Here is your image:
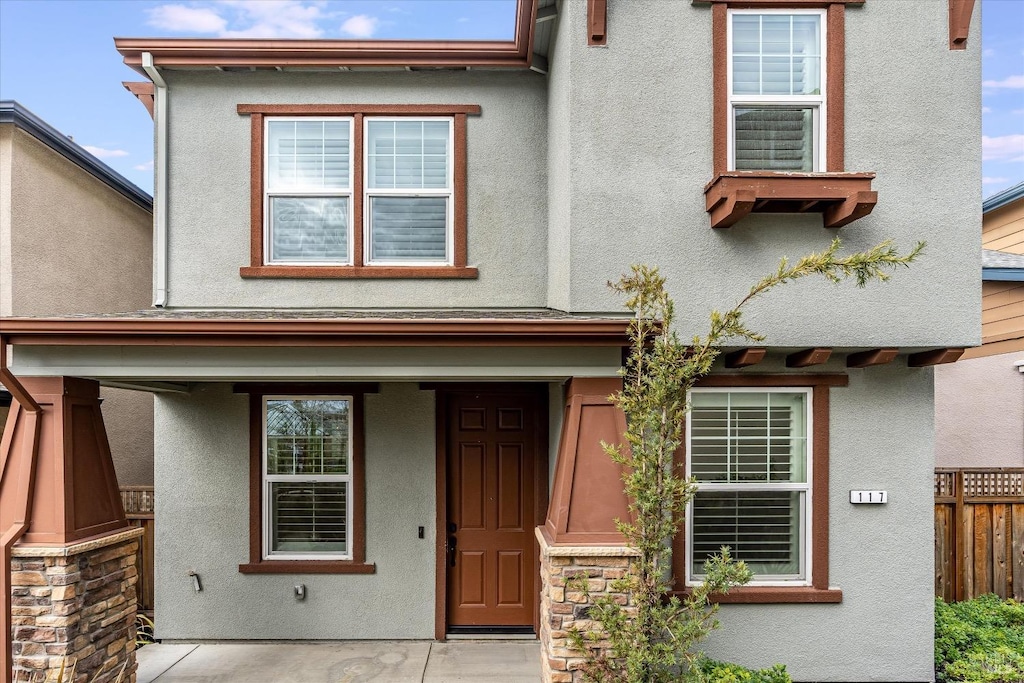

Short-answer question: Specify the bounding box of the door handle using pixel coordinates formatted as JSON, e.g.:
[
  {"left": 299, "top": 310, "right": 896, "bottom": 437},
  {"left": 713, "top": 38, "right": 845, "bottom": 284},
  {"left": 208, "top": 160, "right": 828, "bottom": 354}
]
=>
[{"left": 448, "top": 535, "right": 457, "bottom": 567}]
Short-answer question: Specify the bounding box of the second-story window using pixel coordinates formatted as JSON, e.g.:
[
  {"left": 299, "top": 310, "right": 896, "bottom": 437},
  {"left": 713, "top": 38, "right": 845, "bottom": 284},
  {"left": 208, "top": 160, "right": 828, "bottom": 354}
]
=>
[
  {"left": 728, "top": 10, "right": 825, "bottom": 172},
  {"left": 240, "top": 104, "right": 480, "bottom": 278}
]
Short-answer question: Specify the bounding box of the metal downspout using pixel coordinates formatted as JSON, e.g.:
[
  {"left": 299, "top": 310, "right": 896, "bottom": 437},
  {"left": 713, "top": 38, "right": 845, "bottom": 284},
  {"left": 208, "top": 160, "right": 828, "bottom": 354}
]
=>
[
  {"left": 142, "top": 52, "right": 168, "bottom": 307},
  {"left": 0, "top": 336, "right": 42, "bottom": 683}
]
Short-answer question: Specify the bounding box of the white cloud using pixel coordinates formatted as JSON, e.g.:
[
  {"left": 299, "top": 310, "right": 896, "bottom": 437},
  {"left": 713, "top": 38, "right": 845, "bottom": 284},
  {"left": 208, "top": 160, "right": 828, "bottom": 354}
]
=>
[
  {"left": 147, "top": 1, "right": 329, "bottom": 39},
  {"left": 134, "top": 160, "right": 155, "bottom": 171},
  {"left": 340, "top": 14, "right": 379, "bottom": 38},
  {"left": 1013, "top": 109, "right": 1024, "bottom": 116},
  {"left": 983, "top": 74, "right": 1024, "bottom": 89},
  {"left": 83, "top": 146, "right": 130, "bottom": 159},
  {"left": 983, "top": 135, "right": 1024, "bottom": 161},
  {"left": 147, "top": 4, "right": 227, "bottom": 33},
  {"left": 983, "top": 176, "right": 1010, "bottom": 185},
  {"left": 457, "top": 17, "right": 470, "bottom": 23},
  {"left": 983, "top": 106, "right": 992, "bottom": 113}
]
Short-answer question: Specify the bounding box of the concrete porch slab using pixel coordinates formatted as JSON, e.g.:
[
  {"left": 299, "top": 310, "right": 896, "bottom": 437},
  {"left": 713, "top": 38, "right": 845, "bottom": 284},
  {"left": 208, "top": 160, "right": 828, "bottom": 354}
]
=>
[{"left": 134, "top": 640, "right": 541, "bottom": 682}]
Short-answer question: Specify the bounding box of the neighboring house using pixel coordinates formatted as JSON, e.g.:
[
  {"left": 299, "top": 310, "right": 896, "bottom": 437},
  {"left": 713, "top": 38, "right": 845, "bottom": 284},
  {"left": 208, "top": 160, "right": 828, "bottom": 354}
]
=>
[
  {"left": 0, "top": 2, "right": 980, "bottom": 682},
  {"left": 936, "top": 181, "right": 1024, "bottom": 467},
  {"left": 0, "top": 101, "right": 154, "bottom": 486}
]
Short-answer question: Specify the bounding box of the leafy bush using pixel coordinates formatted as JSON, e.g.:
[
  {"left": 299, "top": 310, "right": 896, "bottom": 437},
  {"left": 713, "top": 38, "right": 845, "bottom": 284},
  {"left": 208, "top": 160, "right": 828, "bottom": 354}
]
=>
[
  {"left": 935, "top": 595, "right": 1024, "bottom": 683},
  {"left": 697, "top": 658, "right": 792, "bottom": 683}
]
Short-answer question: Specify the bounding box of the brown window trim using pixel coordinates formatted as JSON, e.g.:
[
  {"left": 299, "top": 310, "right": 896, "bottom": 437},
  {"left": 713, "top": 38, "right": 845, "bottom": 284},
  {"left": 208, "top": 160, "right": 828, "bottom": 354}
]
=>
[
  {"left": 237, "top": 104, "right": 481, "bottom": 279},
  {"left": 671, "top": 373, "right": 847, "bottom": 604},
  {"left": 236, "top": 382, "right": 379, "bottom": 575},
  {"left": 700, "top": 1, "right": 876, "bottom": 229}
]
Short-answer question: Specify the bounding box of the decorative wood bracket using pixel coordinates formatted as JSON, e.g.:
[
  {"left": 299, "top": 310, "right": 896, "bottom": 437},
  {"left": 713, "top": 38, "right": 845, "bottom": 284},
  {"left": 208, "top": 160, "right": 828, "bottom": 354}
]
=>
[
  {"left": 724, "top": 348, "right": 767, "bottom": 368},
  {"left": 588, "top": 0, "right": 607, "bottom": 45},
  {"left": 704, "top": 172, "right": 877, "bottom": 229},
  {"left": 786, "top": 348, "right": 833, "bottom": 368},
  {"left": 908, "top": 348, "right": 965, "bottom": 367},
  {"left": 949, "top": 0, "right": 976, "bottom": 50},
  {"left": 847, "top": 348, "right": 899, "bottom": 368},
  {"left": 122, "top": 81, "right": 155, "bottom": 119}
]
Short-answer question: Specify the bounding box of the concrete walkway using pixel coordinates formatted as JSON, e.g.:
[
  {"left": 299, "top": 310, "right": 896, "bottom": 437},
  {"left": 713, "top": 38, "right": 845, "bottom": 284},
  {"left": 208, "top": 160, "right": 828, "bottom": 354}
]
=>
[{"left": 136, "top": 641, "right": 542, "bottom": 682}]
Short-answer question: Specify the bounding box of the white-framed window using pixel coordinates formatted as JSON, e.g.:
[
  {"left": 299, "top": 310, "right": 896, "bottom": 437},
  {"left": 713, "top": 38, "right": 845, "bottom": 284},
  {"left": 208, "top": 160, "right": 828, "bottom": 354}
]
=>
[
  {"left": 265, "top": 118, "right": 354, "bottom": 265},
  {"left": 263, "top": 396, "right": 353, "bottom": 560},
  {"left": 364, "top": 117, "right": 454, "bottom": 266},
  {"left": 262, "top": 116, "right": 455, "bottom": 268},
  {"left": 686, "top": 387, "right": 812, "bottom": 586},
  {"left": 727, "top": 9, "right": 826, "bottom": 172}
]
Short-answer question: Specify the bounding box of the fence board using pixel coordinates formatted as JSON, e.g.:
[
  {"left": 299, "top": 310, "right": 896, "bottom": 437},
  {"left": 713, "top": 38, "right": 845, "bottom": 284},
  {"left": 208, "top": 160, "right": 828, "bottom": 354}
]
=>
[
  {"left": 936, "top": 469, "right": 1024, "bottom": 602},
  {"left": 120, "top": 486, "right": 155, "bottom": 613}
]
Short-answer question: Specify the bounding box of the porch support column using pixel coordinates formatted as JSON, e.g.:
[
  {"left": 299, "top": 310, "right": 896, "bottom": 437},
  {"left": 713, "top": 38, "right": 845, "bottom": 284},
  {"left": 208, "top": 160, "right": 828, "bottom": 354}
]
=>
[
  {"left": 2, "top": 377, "right": 139, "bottom": 683},
  {"left": 539, "top": 377, "right": 635, "bottom": 682}
]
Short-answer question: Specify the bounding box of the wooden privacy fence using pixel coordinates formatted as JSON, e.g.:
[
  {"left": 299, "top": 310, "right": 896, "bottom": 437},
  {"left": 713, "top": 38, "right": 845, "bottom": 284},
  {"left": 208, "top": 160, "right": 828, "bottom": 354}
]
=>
[
  {"left": 120, "top": 486, "right": 155, "bottom": 613},
  {"left": 935, "top": 469, "right": 1024, "bottom": 602}
]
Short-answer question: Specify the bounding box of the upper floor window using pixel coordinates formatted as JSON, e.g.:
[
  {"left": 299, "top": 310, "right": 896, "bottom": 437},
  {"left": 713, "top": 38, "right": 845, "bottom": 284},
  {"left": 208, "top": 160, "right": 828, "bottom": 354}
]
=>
[
  {"left": 728, "top": 10, "right": 825, "bottom": 172},
  {"left": 238, "top": 104, "right": 480, "bottom": 279}
]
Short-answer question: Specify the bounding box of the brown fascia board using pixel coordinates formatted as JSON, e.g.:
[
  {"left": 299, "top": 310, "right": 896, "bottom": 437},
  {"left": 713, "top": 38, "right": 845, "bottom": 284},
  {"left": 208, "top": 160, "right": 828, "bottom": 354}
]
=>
[
  {"left": 0, "top": 317, "right": 630, "bottom": 347},
  {"left": 115, "top": 0, "right": 537, "bottom": 75}
]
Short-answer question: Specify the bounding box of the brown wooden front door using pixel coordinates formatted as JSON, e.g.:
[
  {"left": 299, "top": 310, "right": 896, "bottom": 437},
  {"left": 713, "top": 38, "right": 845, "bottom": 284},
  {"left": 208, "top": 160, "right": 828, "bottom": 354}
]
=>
[{"left": 445, "top": 389, "right": 543, "bottom": 630}]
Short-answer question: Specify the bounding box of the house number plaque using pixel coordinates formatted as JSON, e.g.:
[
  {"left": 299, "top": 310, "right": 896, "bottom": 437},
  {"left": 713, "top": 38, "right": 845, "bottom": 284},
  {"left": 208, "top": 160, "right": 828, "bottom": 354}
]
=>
[{"left": 849, "top": 490, "right": 887, "bottom": 504}]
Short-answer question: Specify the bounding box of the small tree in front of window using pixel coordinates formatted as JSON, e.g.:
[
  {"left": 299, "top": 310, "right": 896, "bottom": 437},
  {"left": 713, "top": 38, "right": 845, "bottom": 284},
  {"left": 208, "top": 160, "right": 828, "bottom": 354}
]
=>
[{"left": 566, "top": 238, "right": 923, "bottom": 683}]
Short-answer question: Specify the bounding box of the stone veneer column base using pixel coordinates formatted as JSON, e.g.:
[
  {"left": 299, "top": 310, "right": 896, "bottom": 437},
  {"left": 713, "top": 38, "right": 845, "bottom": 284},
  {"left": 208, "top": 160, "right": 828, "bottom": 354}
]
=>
[
  {"left": 536, "top": 527, "right": 639, "bottom": 683},
  {"left": 10, "top": 527, "right": 144, "bottom": 683}
]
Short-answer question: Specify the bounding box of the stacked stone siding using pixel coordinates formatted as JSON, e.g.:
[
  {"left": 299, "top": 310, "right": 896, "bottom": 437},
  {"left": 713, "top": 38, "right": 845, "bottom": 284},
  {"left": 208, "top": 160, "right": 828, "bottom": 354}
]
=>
[
  {"left": 536, "top": 528, "right": 638, "bottom": 683},
  {"left": 10, "top": 528, "right": 144, "bottom": 683}
]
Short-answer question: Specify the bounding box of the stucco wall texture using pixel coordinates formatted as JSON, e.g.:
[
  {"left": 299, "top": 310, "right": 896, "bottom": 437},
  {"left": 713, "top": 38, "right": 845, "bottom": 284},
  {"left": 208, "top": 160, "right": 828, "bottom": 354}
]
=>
[
  {"left": 935, "top": 351, "right": 1024, "bottom": 467},
  {"left": 546, "top": 0, "right": 980, "bottom": 347},
  {"left": 162, "top": 70, "right": 548, "bottom": 310},
  {"left": 0, "top": 124, "right": 155, "bottom": 485}
]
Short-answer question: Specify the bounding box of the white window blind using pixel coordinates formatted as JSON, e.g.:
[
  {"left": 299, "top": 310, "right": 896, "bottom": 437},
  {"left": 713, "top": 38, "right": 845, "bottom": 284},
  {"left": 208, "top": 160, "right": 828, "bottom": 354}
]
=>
[
  {"left": 264, "top": 397, "right": 352, "bottom": 559},
  {"left": 728, "top": 11, "right": 824, "bottom": 172},
  {"left": 365, "top": 118, "right": 452, "bottom": 264},
  {"left": 265, "top": 119, "right": 352, "bottom": 264},
  {"left": 687, "top": 390, "right": 810, "bottom": 583}
]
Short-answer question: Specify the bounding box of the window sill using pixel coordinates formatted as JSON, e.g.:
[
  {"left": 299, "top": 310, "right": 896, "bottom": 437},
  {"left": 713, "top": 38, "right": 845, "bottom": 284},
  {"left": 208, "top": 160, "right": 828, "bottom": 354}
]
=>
[
  {"left": 239, "top": 266, "right": 479, "bottom": 279},
  {"left": 238, "top": 561, "right": 376, "bottom": 575},
  {"left": 675, "top": 586, "right": 843, "bottom": 604},
  {"left": 704, "top": 171, "right": 877, "bottom": 229}
]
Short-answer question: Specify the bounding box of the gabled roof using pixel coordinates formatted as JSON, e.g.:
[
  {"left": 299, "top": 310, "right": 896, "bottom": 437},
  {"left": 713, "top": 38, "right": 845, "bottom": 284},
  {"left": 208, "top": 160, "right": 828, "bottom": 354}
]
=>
[
  {"left": 0, "top": 101, "right": 152, "bottom": 212},
  {"left": 115, "top": 0, "right": 537, "bottom": 75},
  {"left": 982, "top": 249, "right": 1024, "bottom": 281},
  {"left": 983, "top": 181, "right": 1024, "bottom": 214}
]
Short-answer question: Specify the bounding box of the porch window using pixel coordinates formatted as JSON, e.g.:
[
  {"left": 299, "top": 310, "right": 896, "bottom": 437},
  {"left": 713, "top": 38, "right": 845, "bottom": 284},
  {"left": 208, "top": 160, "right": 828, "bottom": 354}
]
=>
[
  {"left": 264, "top": 397, "right": 352, "bottom": 559},
  {"left": 238, "top": 383, "right": 376, "bottom": 575},
  {"left": 686, "top": 388, "right": 811, "bottom": 585}
]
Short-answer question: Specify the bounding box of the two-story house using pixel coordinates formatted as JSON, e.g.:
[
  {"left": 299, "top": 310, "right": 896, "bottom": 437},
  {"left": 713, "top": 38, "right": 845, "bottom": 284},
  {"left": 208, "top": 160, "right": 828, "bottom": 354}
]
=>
[{"left": 0, "top": 1, "right": 980, "bottom": 682}]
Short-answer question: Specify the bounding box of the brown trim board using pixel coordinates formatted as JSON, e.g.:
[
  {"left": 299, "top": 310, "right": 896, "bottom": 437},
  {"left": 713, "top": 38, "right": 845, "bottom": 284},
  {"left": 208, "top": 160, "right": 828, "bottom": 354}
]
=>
[
  {"left": 0, "top": 318, "right": 631, "bottom": 348},
  {"left": 116, "top": 0, "right": 537, "bottom": 73},
  {"left": 949, "top": 0, "right": 977, "bottom": 50}
]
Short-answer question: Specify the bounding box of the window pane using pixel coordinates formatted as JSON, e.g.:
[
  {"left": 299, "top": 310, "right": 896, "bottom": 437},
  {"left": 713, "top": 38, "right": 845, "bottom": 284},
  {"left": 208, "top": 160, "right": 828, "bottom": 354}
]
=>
[
  {"left": 734, "top": 107, "right": 814, "bottom": 172},
  {"left": 367, "top": 120, "right": 450, "bottom": 190},
  {"left": 730, "top": 13, "right": 821, "bottom": 95},
  {"left": 691, "top": 490, "right": 802, "bottom": 577},
  {"left": 266, "top": 399, "right": 350, "bottom": 475},
  {"left": 268, "top": 119, "right": 350, "bottom": 191},
  {"left": 271, "top": 481, "right": 348, "bottom": 554},
  {"left": 369, "top": 196, "right": 448, "bottom": 262},
  {"left": 690, "top": 391, "right": 807, "bottom": 483},
  {"left": 269, "top": 197, "right": 349, "bottom": 263}
]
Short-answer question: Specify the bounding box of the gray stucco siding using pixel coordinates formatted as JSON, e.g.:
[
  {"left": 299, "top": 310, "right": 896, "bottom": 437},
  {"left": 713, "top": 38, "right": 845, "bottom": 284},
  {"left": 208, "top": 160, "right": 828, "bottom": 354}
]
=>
[
  {"left": 546, "top": 0, "right": 979, "bottom": 349},
  {"left": 703, "top": 362, "right": 935, "bottom": 681},
  {"left": 163, "top": 70, "right": 548, "bottom": 309},
  {"left": 154, "top": 383, "right": 437, "bottom": 640}
]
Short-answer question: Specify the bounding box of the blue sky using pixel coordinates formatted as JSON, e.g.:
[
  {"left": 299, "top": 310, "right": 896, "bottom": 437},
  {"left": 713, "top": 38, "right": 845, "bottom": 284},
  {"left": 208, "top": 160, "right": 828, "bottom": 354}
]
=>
[{"left": 1, "top": 0, "right": 1022, "bottom": 198}]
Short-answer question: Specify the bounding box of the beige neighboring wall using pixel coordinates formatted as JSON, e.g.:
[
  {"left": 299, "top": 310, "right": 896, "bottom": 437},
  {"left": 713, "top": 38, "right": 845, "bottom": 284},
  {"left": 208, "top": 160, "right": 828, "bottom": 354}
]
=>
[
  {"left": 984, "top": 199, "right": 1024, "bottom": 255},
  {"left": 0, "top": 118, "right": 154, "bottom": 485},
  {"left": 935, "top": 351, "right": 1024, "bottom": 467}
]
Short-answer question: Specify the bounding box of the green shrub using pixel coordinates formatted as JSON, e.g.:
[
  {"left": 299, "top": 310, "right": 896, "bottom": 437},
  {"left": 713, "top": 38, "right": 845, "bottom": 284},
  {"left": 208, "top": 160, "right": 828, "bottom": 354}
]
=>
[
  {"left": 697, "top": 658, "right": 792, "bottom": 683},
  {"left": 936, "top": 595, "right": 1024, "bottom": 683}
]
